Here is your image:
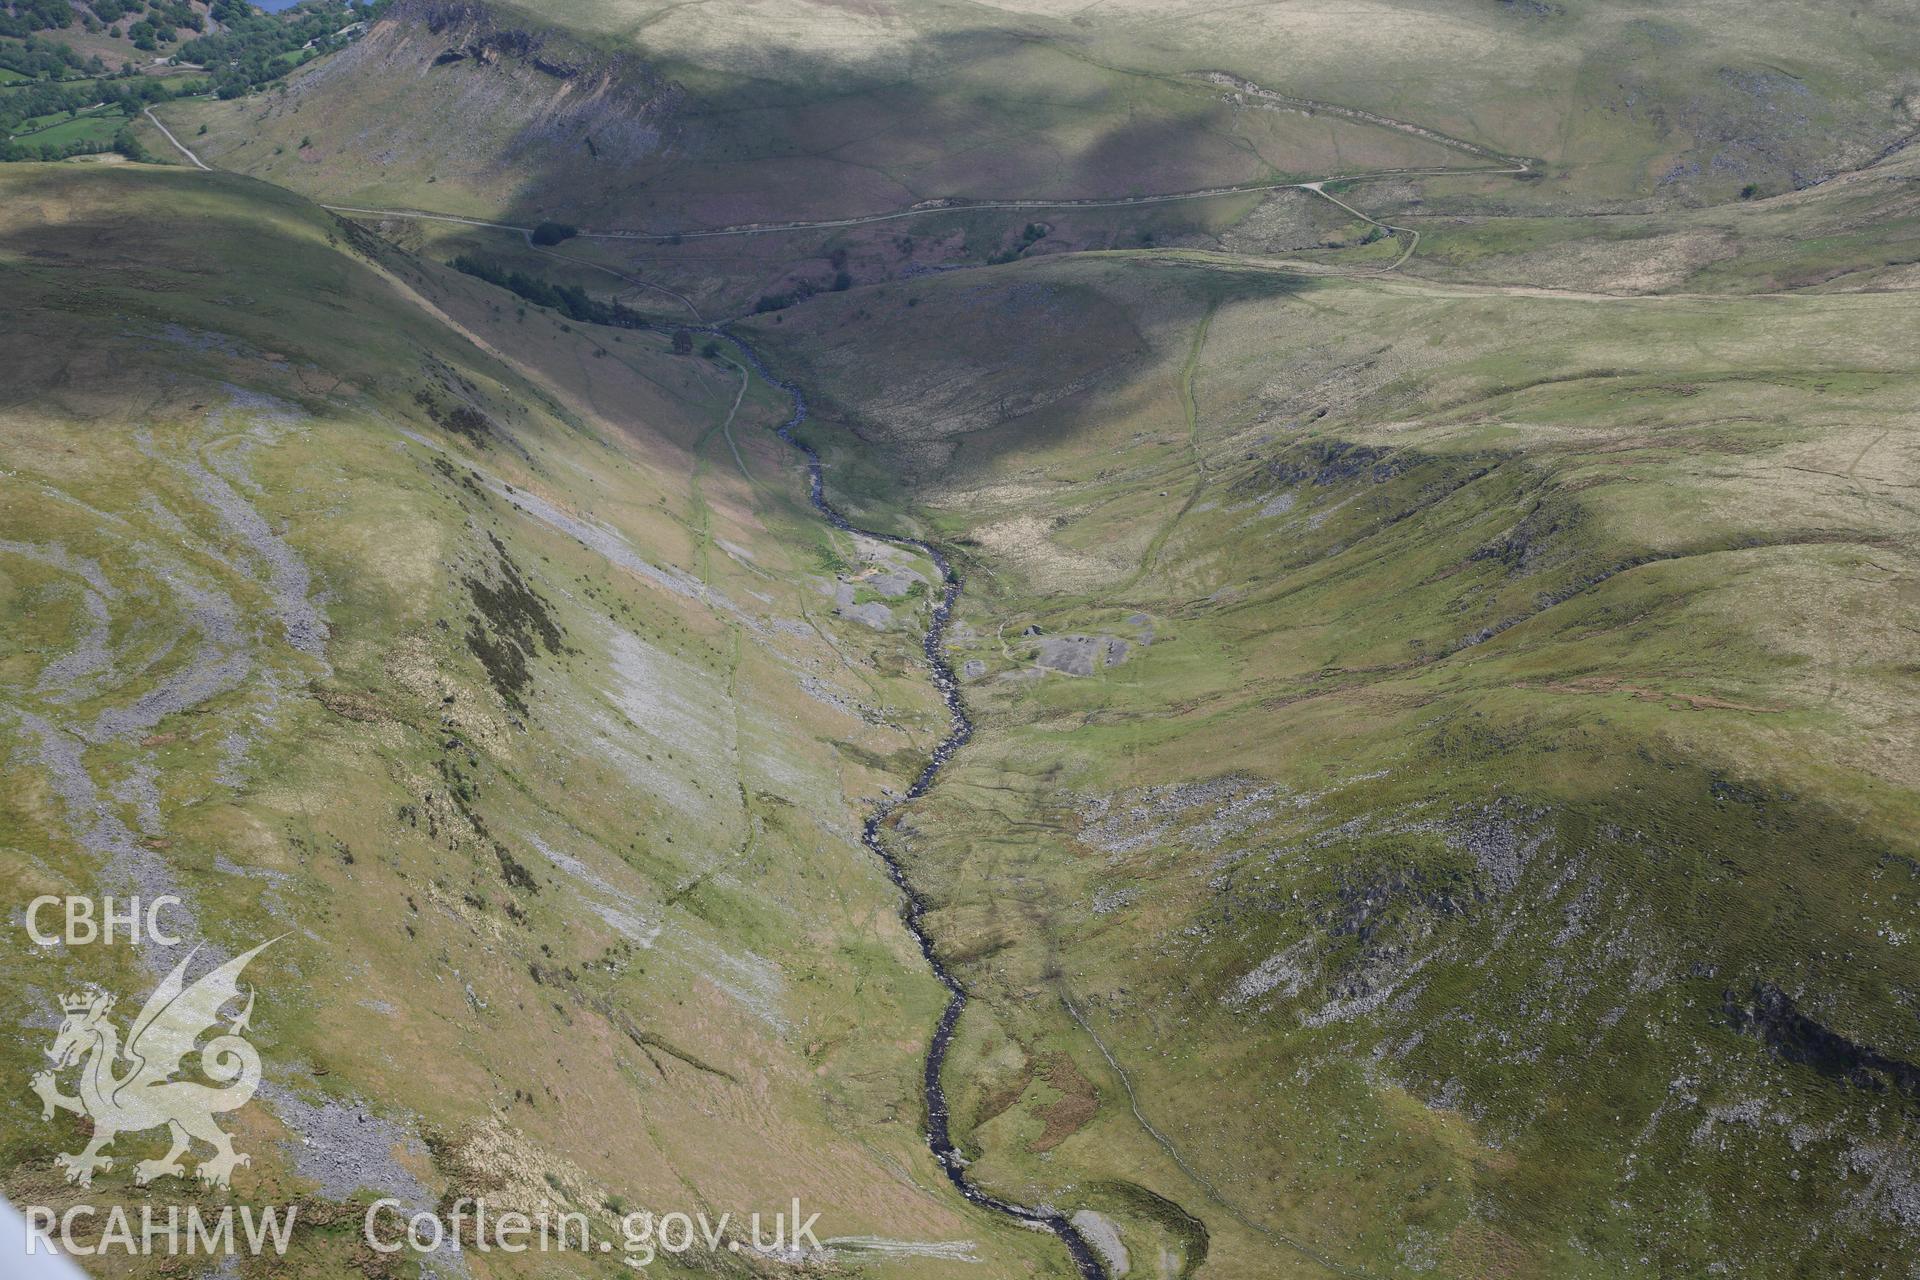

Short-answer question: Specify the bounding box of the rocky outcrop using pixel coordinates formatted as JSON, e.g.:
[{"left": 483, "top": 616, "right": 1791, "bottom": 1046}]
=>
[{"left": 292, "top": 0, "right": 685, "bottom": 178}]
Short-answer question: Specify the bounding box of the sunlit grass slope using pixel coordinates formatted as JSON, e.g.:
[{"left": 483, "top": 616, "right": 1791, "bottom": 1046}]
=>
[
  {"left": 0, "top": 164, "right": 1077, "bottom": 1277},
  {"left": 743, "top": 221, "right": 1920, "bottom": 1277},
  {"left": 159, "top": 0, "right": 1920, "bottom": 232}
]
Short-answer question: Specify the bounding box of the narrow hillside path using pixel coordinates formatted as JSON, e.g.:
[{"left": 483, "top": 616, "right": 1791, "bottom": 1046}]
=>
[
  {"left": 1123, "top": 301, "right": 1218, "bottom": 592},
  {"left": 670, "top": 362, "right": 760, "bottom": 903},
  {"left": 284, "top": 67, "right": 1535, "bottom": 260},
  {"left": 1299, "top": 181, "right": 1422, "bottom": 272},
  {"left": 323, "top": 202, "right": 525, "bottom": 234},
  {"left": 315, "top": 163, "right": 1499, "bottom": 252},
  {"left": 143, "top": 106, "right": 209, "bottom": 170},
  {"left": 710, "top": 354, "right": 756, "bottom": 483}
]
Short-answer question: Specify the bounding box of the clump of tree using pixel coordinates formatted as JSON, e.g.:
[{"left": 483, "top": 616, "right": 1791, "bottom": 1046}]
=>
[
  {"left": 529, "top": 220, "right": 577, "bottom": 246},
  {"left": 987, "top": 221, "right": 1052, "bottom": 265},
  {"left": 0, "top": 0, "right": 76, "bottom": 39},
  {"left": 990, "top": 220, "right": 1052, "bottom": 264},
  {"left": 0, "top": 61, "right": 208, "bottom": 158},
  {"left": 817, "top": 246, "right": 855, "bottom": 292},
  {"left": 182, "top": 0, "right": 388, "bottom": 99},
  {"left": 754, "top": 280, "right": 825, "bottom": 313},
  {"left": 124, "top": 1, "right": 204, "bottom": 52},
  {"left": 3, "top": 0, "right": 390, "bottom": 165},
  {"left": 112, "top": 122, "right": 152, "bottom": 162},
  {"left": 0, "top": 33, "right": 91, "bottom": 78},
  {"left": 448, "top": 254, "right": 650, "bottom": 330},
  {"left": 0, "top": 115, "right": 158, "bottom": 162}
]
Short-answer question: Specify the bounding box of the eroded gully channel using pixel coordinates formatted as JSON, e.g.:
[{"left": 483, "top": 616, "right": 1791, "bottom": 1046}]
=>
[{"left": 716, "top": 334, "right": 1108, "bottom": 1280}]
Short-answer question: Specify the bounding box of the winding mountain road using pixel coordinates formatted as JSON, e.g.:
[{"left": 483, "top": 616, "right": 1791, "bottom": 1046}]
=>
[
  {"left": 150, "top": 71, "right": 1528, "bottom": 276},
  {"left": 317, "top": 160, "right": 1514, "bottom": 246}
]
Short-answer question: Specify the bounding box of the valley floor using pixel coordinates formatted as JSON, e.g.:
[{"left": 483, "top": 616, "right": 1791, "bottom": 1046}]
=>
[{"left": 5, "top": 7, "right": 1920, "bottom": 1275}]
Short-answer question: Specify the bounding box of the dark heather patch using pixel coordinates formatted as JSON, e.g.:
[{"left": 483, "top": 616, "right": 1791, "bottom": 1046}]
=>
[
  {"left": 430, "top": 454, "right": 488, "bottom": 499},
  {"left": 1724, "top": 982, "right": 1920, "bottom": 1098},
  {"left": 415, "top": 386, "right": 493, "bottom": 446},
  {"left": 1253, "top": 440, "right": 1408, "bottom": 488},
  {"left": 464, "top": 532, "right": 564, "bottom": 715},
  {"left": 494, "top": 841, "right": 539, "bottom": 894}
]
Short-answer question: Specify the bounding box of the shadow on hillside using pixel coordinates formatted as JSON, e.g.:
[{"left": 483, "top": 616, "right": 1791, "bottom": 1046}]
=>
[{"left": 301, "top": 5, "right": 1309, "bottom": 233}]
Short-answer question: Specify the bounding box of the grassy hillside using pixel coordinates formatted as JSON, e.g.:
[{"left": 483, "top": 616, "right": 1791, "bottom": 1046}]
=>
[
  {"left": 160, "top": 0, "right": 1465, "bottom": 228},
  {"left": 131, "top": 0, "right": 1920, "bottom": 347},
  {"left": 0, "top": 164, "right": 1079, "bottom": 1277},
  {"left": 738, "top": 175, "right": 1920, "bottom": 1275},
  {"left": 10, "top": 0, "right": 1920, "bottom": 1274},
  {"left": 156, "top": 0, "right": 1920, "bottom": 234},
  {"left": 329, "top": 133, "right": 1920, "bottom": 336}
]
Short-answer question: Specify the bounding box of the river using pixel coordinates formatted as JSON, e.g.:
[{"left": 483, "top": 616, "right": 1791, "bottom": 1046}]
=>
[{"left": 716, "top": 334, "right": 1108, "bottom": 1280}]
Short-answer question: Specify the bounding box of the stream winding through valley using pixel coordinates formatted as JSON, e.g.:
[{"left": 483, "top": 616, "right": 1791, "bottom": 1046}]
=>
[
  {"left": 145, "top": 62, "right": 1573, "bottom": 1277},
  {"left": 717, "top": 334, "right": 1109, "bottom": 1279}
]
